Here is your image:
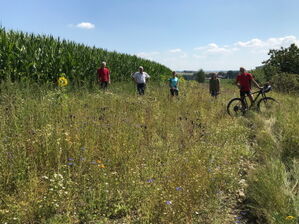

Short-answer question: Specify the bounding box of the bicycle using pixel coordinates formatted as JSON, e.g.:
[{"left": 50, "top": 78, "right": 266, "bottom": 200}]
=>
[{"left": 227, "top": 84, "right": 278, "bottom": 116}]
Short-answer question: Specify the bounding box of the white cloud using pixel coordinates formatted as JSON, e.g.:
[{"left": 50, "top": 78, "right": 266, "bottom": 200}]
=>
[
  {"left": 169, "top": 48, "right": 182, "bottom": 53},
  {"left": 235, "top": 36, "right": 299, "bottom": 49},
  {"left": 136, "top": 51, "right": 160, "bottom": 60},
  {"left": 135, "top": 35, "right": 299, "bottom": 71},
  {"left": 76, "top": 22, "right": 95, "bottom": 29},
  {"left": 194, "top": 43, "right": 237, "bottom": 54},
  {"left": 235, "top": 38, "right": 264, "bottom": 48}
]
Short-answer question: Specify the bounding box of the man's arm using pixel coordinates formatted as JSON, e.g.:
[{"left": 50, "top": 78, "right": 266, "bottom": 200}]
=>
[
  {"left": 145, "top": 73, "right": 150, "bottom": 83},
  {"left": 131, "top": 73, "right": 137, "bottom": 83},
  {"left": 235, "top": 78, "right": 241, "bottom": 89},
  {"left": 168, "top": 79, "right": 172, "bottom": 88},
  {"left": 108, "top": 69, "right": 111, "bottom": 84},
  {"left": 252, "top": 78, "right": 262, "bottom": 89}
]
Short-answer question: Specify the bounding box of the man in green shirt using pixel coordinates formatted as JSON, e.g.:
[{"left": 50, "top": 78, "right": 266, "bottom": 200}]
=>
[{"left": 209, "top": 73, "right": 220, "bottom": 98}]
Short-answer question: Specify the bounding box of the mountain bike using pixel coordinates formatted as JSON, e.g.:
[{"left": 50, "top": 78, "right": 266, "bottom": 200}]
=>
[{"left": 227, "top": 85, "right": 278, "bottom": 116}]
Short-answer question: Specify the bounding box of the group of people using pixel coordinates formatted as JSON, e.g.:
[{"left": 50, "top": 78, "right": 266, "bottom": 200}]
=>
[
  {"left": 97, "top": 62, "right": 261, "bottom": 104},
  {"left": 97, "top": 61, "right": 179, "bottom": 96},
  {"left": 208, "top": 67, "right": 261, "bottom": 102}
]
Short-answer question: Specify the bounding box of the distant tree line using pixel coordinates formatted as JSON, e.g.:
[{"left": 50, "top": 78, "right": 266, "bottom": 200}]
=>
[{"left": 192, "top": 70, "right": 239, "bottom": 83}]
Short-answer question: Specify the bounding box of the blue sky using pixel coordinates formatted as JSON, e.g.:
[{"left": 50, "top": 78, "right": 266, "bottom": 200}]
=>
[{"left": 1, "top": 0, "right": 299, "bottom": 70}]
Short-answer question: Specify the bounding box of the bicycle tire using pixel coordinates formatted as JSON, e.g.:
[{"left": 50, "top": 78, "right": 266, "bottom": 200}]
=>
[
  {"left": 227, "top": 98, "right": 247, "bottom": 116},
  {"left": 257, "top": 97, "right": 278, "bottom": 113}
]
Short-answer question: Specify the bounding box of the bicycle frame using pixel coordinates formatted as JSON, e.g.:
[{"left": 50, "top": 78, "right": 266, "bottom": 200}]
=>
[
  {"left": 227, "top": 85, "right": 276, "bottom": 116},
  {"left": 241, "top": 89, "right": 267, "bottom": 107}
]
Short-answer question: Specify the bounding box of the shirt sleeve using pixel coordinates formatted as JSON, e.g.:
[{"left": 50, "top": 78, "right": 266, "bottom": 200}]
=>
[
  {"left": 146, "top": 73, "right": 150, "bottom": 78},
  {"left": 248, "top": 73, "right": 253, "bottom": 80}
]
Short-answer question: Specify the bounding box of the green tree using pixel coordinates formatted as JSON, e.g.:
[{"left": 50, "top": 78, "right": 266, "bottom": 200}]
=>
[
  {"left": 193, "top": 69, "right": 205, "bottom": 83},
  {"left": 226, "top": 70, "right": 238, "bottom": 79},
  {"left": 263, "top": 43, "right": 299, "bottom": 79}
]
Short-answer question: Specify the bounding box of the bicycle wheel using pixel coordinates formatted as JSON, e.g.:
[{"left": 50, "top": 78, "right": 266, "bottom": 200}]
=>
[
  {"left": 227, "top": 98, "right": 247, "bottom": 116},
  {"left": 257, "top": 97, "right": 278, "bottom": 113}
]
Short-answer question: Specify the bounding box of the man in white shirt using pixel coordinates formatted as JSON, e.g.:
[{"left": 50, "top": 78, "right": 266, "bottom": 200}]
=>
[{"left": 131, "top": 66, "right": 150, "bottom": 95}]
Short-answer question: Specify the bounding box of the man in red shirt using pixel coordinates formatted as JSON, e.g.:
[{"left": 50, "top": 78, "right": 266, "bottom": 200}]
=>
[
  {"left": 97, "top": 62, "right": 110, "bottom": 89},
  {"left": 236, "top": 67, "right": 261, "bottom": 105}
]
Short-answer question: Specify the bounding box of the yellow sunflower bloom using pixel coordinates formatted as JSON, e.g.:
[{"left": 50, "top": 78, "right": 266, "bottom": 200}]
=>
[
  {"left": 285, "top": 216, "right": 295, "bottom": 220},
  {"left": 58, "top": 76, "right": 68, "bottom": 87}
]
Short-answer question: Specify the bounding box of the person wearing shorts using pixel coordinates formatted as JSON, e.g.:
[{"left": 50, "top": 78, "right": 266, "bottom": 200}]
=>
[
  {"left": 169, "top": 71, "right": 179, "bottom": 96},
  {"left": 236, "top": 67, "right": 261, "bottom": 105}
]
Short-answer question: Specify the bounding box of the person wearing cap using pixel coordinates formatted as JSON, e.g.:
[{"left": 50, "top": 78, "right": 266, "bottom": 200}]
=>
[
  {"left": 131, "top": 66, "right": 150, "bottom": 95},
  {"left": 97, "top": 62, "right": 110, "bottom": 90}
]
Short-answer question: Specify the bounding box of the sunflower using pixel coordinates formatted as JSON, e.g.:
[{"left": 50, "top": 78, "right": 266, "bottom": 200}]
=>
[
  {"left": 285, "top": 216, "right": 295, "bottom": 220},
  {"left": 58, "top": 76, "right": 68, "bottom": 87}
]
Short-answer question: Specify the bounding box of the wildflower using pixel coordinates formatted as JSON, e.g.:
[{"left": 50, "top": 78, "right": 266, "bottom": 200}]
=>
[
  {"left": 285, "top": 216, "right": 295, "bottom": 220},
  {"left": 96, "top": 160, "right": 102, "bottom": 164},
  {"left": 68, "top": 158, "right": 75, "bottom": 161},
  {"left": 57, "top": 76, "right": 68, "bottom": 87},
  {"left": 240, "top": 211, "right": 247, "bottom": 215},
  {"left": 176, "top": 186, "right": 183, "bottom": 191},
  {"left": 90, "top": 161, "right": 97, "bottom": 165},
  {"left": 166, "top": 200, "right": 172, "bottom": 205},
  {"left": 0, "top": 209, "right": 9, "bottom": 214},
  {"left": 67, "top": 162, "right": 74, "bottom": 166},
  {"left": 147, "top": 179, "right": 154, "bottom": 183},
  {"left": 98, "top": 164, "right": 105, "bottom": 168}
]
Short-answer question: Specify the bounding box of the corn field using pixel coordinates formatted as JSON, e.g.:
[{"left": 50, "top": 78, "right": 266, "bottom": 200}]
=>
[{"left": 0, "top": 28, "right": 171, "bottom": 84}]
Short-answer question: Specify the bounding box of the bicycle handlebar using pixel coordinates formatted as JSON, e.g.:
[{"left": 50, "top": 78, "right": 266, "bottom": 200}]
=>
[{"left": 252, "top": 84, "right": 272, "bottom": 95}]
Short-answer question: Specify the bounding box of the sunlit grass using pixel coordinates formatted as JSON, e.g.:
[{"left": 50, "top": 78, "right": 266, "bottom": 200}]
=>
[{"left": 0, "top": 81, "right": 297, "bottom": 223}]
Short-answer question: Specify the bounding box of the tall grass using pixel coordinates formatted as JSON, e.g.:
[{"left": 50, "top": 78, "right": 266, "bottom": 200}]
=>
[
  {"left": 245, "top": 93, "right": 299, "bottom": 224},
  {"left": 0, "top": 81, "right": 253, "bottom": 224},
  {"left": 0, "top": 81, "right": 297, "bottom": 223}
]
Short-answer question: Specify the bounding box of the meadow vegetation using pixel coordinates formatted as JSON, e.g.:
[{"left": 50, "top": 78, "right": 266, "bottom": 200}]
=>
[
  {"left": 0, "top": 80, "right": 297, "bottom": 223},
  {"left": 0, "top": 26, "right": 298, "bottom": 224}
]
